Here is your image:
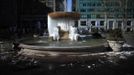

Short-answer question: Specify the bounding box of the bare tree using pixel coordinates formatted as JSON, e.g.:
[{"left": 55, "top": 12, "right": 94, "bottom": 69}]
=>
[
  {"left": 118, "top": 0, "right": 128, "bottom": 31},
  {"left": 102, "top": 0, "right": 108, "bottom": 31}
]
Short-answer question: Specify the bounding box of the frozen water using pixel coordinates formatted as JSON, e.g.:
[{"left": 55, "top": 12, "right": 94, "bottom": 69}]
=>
[
  {"left": 52, "top": 27, "right": 60, "bottom": 41},
  {"left": 69, "top": 26, "right": 79, "bottom": 41},
  {"left": 123, "top": 43, "right": 132, "bottom": 47}
]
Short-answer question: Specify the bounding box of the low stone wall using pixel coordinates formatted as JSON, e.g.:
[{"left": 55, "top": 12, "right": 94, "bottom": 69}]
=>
[
  {"left": 18, "top": 48, "right": 134, "bottom": 63},
  {"left": 107, "top": 40, "right": 124, "bottom": 51},
  {"left": 0, "top": 42, "right": 12, "bottom": 52},
  {"left": 20, "top": 44, "right": 108, "bottom": 52}
]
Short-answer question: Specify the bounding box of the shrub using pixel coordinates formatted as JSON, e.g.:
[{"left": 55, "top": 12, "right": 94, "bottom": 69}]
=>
[
  {"left": 92, "top": 32, "right": 102, "bottom": 39},
  {"left": 107, "top": 29, "right": 124, "bottom": 41},
  {"left": 91, "top": 28, "right": 98, "bottom": 33},
  {"left": 91, "top": 28, "right": 102, "bottom": 39}
]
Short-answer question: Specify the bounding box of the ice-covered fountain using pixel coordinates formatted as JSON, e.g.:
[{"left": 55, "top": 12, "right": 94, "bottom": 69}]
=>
[
  {"left": 18, "top": 0, "right": 107, "bottom": 62},
  {"left": 47, "top": 0, "right": 80, "bottom": 41},
  {"left": 48, "top": 12, "right": 80, "bottom": 41}
]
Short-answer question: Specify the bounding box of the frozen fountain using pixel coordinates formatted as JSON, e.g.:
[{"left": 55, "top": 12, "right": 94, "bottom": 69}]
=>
[
  {"left": 48, "top": 12, "right": 80, "bottom": 41},
  {"left": 18, "top": 0, "right": 107, "bottom": 62},
  {"left": 48, "top": 0, "right": 80, "bottom": 41}
]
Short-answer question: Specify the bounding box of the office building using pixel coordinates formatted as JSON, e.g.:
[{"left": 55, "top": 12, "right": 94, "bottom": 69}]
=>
[
  {"left": 76, "top": 0, "right": 134, "bottom": 31},
  {"left": 39, "top": 0, "right": 66, "bottom": 11}
]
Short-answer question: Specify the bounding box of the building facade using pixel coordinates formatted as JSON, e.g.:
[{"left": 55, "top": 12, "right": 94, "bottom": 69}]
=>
[
  {"left": 76, "top": 0, "right": 134, "bottom": 32},
  {"left": 39, "top": 0, "right": 66, "bottom": 11},
  {"left": 39, "top": 0, "right": 56, "bottom": 11}
]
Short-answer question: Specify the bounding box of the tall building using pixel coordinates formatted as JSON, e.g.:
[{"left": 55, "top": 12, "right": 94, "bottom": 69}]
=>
[
  {"left": 39, "top": 0, "right": 56, "bottom": 11},
  {"left": 76, "top": 0, "right": 134, "bottom": 32},
  {"left": 39, "top": 0, "right": 77, "bottom": 12},
  {"left": 39, "top": 0, "right": 65, "bottom": 11},
  {"left": 0, "top": 0, "right": 17, "bottom": 27},
  {"left": 56, "top": 0, "right": 65, "bottom": 11}
]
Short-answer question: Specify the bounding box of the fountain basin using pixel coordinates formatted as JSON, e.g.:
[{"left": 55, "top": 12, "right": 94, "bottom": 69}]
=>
[
  {"left": 18, "top": 37, "right": 109, "bottom": 62},
  {"left": 19, "top": 37, "right": 107, "bottom": 51}
]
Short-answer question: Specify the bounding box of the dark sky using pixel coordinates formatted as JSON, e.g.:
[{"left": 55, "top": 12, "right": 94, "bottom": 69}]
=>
[
  {"left": 0, "top": 0, "right": 52, "bottom": 27},
  {"left": 0, "top": 0, "right": 17, "bottom": 27}
]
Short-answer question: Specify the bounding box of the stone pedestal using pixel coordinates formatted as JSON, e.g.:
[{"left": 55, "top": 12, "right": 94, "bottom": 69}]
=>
[{"left": 107, "top": 40, "right": 124, "bottom": 51}]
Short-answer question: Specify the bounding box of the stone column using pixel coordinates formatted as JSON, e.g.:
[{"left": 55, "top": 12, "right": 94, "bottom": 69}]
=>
[{"left": 113, "top": 20, "right": 116, "bottom": 29}]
